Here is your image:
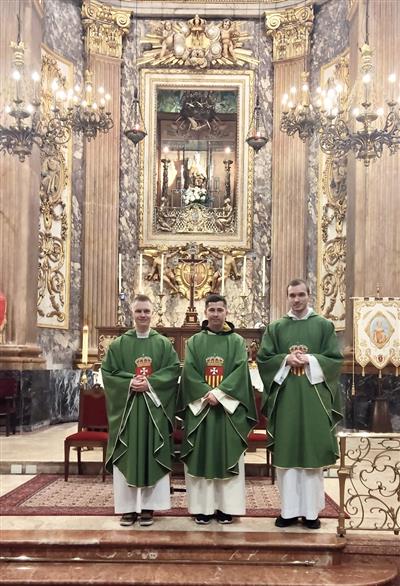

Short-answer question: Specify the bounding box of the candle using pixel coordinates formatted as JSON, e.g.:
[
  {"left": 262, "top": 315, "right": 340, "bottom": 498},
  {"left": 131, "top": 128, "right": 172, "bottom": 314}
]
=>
[
  {"left": 221, "top": 255, "right": 225, "bottom": 295},
  {"left": 82, "top": 325, "right": 89, "bottom": 365},
  {"left": 262, "top": 256, "right": 266, "bottom": 297},
  {"left": 160, "top": 254, "right": 164, "bottom": 294},
  {"left": 242, "top": 256, "right": 247, "bottom": 295},
  {"left": 118, "top": 253, "right": 122, "bottom": 294},
  {"left": 139, "top": 253, "right": 143, "bottom": 293}
]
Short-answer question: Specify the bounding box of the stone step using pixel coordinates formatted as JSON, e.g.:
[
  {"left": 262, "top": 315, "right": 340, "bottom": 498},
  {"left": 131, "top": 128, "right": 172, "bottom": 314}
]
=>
[
  {"left": 0, "top": 559, "right": 397, "bottom": 586},
  {"left": 1, "top": 530, "right": 346, "bottom": 564}
]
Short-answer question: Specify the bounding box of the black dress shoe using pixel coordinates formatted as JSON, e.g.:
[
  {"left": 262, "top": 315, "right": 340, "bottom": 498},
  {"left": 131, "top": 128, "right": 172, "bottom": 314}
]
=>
[
  {"left": 194, "top": 514, "right": 213, "bottom": 525},
  {"left": 216, "top": 510, "right": 233, "bottom": 524},
  {"left": 274, "top": 515, "right": 299, "bottom": 527},
  {"left": 302, "top": 517, "right": 321, "bottom": 529},
  {"left": 119, "top": 512, "right": 138, "bottom": 526}
]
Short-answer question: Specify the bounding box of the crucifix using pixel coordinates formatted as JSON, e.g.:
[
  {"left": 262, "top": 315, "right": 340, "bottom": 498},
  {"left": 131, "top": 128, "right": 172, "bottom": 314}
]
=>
[{"left": 181, "top": 248, "right": 203, "bottom": 327}]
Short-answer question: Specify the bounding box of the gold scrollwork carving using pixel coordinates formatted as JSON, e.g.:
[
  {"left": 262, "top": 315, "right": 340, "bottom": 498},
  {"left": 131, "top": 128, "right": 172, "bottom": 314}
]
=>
[
  {"left": 142, "top": 244, "right": 245, "bottom": 300},
  {"left": 317, "top": 52, "right": 349, "bottom": 330},
  {"left": 139, "top": 16, "right": 256, "bottom": 69},
  {"left": 265, "top": 5, "right": 314, "bottom": 61},
  {"left": 155, "top": 200, "right": 236, "bottom": 234},
  {"left": 37, "top": 50, "right": 72, "bottom": 329},
  {"left": 81, "top": 0, "right": 131, "bottom": 59},
  {"left": 98, "top": 334, "right": 118, "bottom": 360}
]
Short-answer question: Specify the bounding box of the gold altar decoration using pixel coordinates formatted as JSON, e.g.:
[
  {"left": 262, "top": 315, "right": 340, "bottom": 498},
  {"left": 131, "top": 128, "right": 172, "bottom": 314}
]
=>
[
  {"left": 81, "top": 0, "right": 131, "bottom": 59},
  {"left": 353, "top": 297, "right": 400, "bottom": 376},
  {"left": 138, "top": 16, "right": 256, "bottom": 69},
  {"left": 265, "top": 5, "right": 313, "bottom": 62},
  {"left": 317, "top": 52, "right": 349, "bottom": 331},
  {"left": 37, "top": 48, "right": 73, "bottom": 329},
  {"left": 142, "top": 244, "right": 246, "bottom": 301},
  {"left": 139, "top": 69, "right": 254, "bottom": 248}
]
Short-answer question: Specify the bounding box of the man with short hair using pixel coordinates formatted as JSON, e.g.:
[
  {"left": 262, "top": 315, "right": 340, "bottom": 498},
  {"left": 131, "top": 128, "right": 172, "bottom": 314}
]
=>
[
  {"left": 102, "top": 295, "right": 180, "bottom": 527},
  {"left": 257, "top": 279, "right": 343, "bottom": 529},
  {"left": 178, "top": 294, "right": 256, "bottom": 525}
]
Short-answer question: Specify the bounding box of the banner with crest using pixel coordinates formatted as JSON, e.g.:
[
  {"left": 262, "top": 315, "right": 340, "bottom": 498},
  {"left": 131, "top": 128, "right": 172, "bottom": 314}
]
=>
[{"left": 353, "top": 298, "right": 400, "bottom": 375}]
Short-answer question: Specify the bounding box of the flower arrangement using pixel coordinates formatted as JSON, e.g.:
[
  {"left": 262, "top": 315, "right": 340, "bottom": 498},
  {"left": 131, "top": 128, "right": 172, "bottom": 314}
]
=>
[{"left": 182, "top": 186, "right": 208, "bottom": 206}]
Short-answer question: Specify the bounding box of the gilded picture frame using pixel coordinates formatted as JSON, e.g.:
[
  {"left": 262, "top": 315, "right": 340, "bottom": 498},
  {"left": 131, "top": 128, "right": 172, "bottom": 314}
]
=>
[{"left": 138, "top": 68, "right": 254, "bottom": 248}]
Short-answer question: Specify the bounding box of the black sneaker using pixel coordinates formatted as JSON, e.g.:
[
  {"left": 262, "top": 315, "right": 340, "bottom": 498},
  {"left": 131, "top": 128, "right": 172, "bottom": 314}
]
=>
[
  {"left": 119, "top": 512, "right": 138, "bottom": 526},
  {"left": 302, "top": 517, "right": 321, "bottom": 529},
  {"left": 216, "top": 510, "right": 233, "bottom": 524},
  {"left": 194, "top": 514, "right": 213, "bottom": 525},
  {"left": 274, "top": 515, "right": 299, "bottom": 528}
]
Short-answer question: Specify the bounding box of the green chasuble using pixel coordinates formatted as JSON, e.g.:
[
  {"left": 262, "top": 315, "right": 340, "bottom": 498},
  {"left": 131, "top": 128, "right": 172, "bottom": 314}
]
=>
[
  {"left": 101, "top": 329, "right": 180, "bottom": 487},
  {"left": 178, "top": 322, "right": 257, "bottom": 479},
  {"left": 257, "top": 312, "right": 343, "bottom": 469}
]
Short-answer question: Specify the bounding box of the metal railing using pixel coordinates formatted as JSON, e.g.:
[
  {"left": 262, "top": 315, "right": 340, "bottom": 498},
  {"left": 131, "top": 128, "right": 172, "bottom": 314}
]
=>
[{"left": 337, "top": 432, "right": 400, "bottom": 536}]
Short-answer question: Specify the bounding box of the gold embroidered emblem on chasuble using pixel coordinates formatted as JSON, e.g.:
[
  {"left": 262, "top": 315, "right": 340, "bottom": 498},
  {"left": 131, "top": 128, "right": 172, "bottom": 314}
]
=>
[
  {"left": 135, "top": 356, "right": 153, "bottom": 377},
  {"left": 205, "top": 356, "right": 224, "bottom": 388}
]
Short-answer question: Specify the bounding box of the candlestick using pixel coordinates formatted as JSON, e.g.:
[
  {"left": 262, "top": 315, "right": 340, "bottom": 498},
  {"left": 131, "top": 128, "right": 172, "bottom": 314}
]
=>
[
  {"left": 221, "top": 255, "right": 225, "bottom": 295},
  {"left": 82, "top": 325, "right": 89, "bottom": 365},
  {"left": 139, "top": 253, "right": 143, "bottom": 293},
  {"left": 242, "top": 256, "right": 247, "bottom": 295},
  {"left": 156, "top": 293, "right": 165, "bottom": 327},
  {"left": 160, "top": 254, "right": 164, "bottom": 294},
  {"left": 118, "top": 253, "right": 122, "bottom": 294},
  {"left": 262, "top": 255, "right": 266, "bottom": 297}
]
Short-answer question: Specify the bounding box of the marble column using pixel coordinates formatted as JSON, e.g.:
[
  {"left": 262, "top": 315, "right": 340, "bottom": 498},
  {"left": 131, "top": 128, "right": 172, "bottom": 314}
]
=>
[
  {"left": 0, "top": 0, "right": 45, "bottom": 369},
  {"left": 265, "top": 6, "right": 314, "bottom": 321},
  {"left": 80, "top": 0, "right": 130, "bottom": 358},
  {"left": 346, "top": 0, "right": 400, "bottom": 335}
]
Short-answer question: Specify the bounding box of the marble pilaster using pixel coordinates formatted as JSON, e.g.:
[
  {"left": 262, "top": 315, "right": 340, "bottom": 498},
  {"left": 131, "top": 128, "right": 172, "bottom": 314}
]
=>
[
  {"left": 0, "top": 0, "right": 45, "bottom": 369},
  {"left": 346, "top": 0, "right": 400, "bottom": 340}
]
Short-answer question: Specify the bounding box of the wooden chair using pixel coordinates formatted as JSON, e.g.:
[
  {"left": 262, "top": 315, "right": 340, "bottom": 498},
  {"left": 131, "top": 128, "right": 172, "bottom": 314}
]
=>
[
  {"left": 247, "top": 391, "right": 275, "bottom": 483},
  {"left": 0, "top": 378, "right": 18, "bottom": 436},
  {"left": 64, "top": 386, "right": 108, "bottom": 481}
]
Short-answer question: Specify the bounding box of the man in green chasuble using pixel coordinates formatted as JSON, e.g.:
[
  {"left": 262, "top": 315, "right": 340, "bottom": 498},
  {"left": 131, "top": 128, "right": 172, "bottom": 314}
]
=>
[
  {"left": 178, "top": 294, "right": 257, "bottom": 525},
  {"left": 257, "top": 279, "right": 343, "bottom": 529},
  {"left": 102, "top": 295, "right": 180, "bottom": 527}
]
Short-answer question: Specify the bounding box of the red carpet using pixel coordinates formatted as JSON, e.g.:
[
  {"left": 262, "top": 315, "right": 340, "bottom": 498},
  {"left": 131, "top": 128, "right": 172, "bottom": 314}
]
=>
[{"left": 0, "top": 474, "right": 341, "bottom": 518}]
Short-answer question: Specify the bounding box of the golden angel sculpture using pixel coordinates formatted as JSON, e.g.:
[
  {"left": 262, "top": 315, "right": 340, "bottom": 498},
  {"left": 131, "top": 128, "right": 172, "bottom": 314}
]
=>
[{"left": 138, "top": 16, "right": 256, "bottom": 69}]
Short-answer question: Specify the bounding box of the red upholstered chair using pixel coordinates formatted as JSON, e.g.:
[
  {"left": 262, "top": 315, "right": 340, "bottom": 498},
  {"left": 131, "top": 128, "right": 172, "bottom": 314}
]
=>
[
  {"left": 64, "top": 386, "right": 108, "bottom": 482},
  {"left": 247, "top": 391, "right": 275, "bottom": 482},
  {"left": 0, "top": 378, "right": 18, "bottom": 436}
]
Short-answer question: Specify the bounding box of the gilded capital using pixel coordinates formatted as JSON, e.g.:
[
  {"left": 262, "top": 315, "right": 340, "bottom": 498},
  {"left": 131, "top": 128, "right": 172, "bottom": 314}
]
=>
[
  {"left": 265, "top": 5, "right": 314, "bottom": 62},
  {"left": 82, "top": 0, "right": 131, "bottom": 59}
]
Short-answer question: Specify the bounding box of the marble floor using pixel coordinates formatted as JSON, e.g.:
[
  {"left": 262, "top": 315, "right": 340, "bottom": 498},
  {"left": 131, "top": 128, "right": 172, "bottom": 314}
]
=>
[{"left": 0, "top": 424, "right": 394, "bottom": 536}]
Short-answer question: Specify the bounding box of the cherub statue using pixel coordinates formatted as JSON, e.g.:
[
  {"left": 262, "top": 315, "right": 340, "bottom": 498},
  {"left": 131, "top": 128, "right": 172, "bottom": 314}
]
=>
[
  {"left": 159, "top": 21, "right": 175, "bottom": 59},
  {"left": 220, "top": 19, "right": 237, "bottom": 62}
]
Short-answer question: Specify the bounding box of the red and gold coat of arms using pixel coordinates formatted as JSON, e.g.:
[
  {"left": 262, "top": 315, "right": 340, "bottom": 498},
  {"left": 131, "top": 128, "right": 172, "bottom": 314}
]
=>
[
  {"left": 135, "top": 356, "right": 153, "bottom": 377},
  {"left": 205, "top": 356, "right": 224, "bottom": 388}
]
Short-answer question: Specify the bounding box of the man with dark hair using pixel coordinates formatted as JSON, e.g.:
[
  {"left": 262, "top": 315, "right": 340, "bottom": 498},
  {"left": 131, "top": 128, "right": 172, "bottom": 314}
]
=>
[
  {"left": 257, "top": 280, "right": 343, "bottom": 529},
  {"left": 102, "top": 295, "right": 180, "bottom": 527},
  {"left": 178, "top": 294, "right": 256, "bottom": 525}
]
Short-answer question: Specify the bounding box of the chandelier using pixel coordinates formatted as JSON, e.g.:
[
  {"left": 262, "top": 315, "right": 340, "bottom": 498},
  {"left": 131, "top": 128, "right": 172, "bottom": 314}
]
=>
[
  {"left": 124, "top": 0, "right": 147, "bottom": 147},
  {"left": 317, "top": 42, "right": 400, "bottom": 166},
  {"left": 124, "top": 88, "right": 147, "bottom": 146},
  {"left": 279, "top": 0, "right": 400, "bottom": 166},
  {"left": 246, "top": 1, "right": 268, "bottom": 153},
  {"left": 280, "top": 71, "right": 320, "bottom": 142},
  {"left": 62, "top": 68, "right": 113, "bottom": 141},
  {"left": 0, "top": 14, "right": 70, "bottom": 162}
]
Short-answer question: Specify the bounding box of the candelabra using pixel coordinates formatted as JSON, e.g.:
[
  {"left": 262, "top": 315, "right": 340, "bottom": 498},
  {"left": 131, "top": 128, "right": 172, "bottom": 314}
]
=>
[
  {"left": 161, "top": 156, "right": 170, "bottom": 199},
  {"left": 116, "top": 292, "right": 126, "bottom": 327},
  {"left": 223, "top": 156, "right": 233, "bottom": 200},
  {"left": 238, "top": 294, "right": 248, "bottom": 329},
  {"left": 280, "top": 71, "right": 320, "bottom": 142},
  {"left": 155, "top": 293, "right": 166, "bottom": 327}
]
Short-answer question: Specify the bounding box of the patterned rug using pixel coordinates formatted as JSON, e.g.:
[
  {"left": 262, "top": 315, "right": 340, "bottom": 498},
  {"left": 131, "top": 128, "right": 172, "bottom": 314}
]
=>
[{"left": 0, "top": 474, "right": 341, "bottom": 518}]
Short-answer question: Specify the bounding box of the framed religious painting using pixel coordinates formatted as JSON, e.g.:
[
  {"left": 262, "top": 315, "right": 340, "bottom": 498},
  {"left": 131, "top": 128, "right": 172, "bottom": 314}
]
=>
[{"left": 138, "top": 69, "right": 254, "bottom": 248}]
